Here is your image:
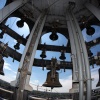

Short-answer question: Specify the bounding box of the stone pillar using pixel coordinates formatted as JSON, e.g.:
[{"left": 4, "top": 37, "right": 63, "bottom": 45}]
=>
[
  {"left": 0, "top": 0, "right": 28, "bottom": 23},
  {"left": 85, "top": 2, "right": 100, "bottom": 21},
  {"left": 66, "top": 11, "right": 79, "bottom": 93},
  {"left": 70, "top": 8, "right": 91, "bottom": 100},
  {"left": 66, "top": 9, "right": 84, "bottom": 100},
  {"left": 11, "top": 10, "right": 48, "bottom": 100}
]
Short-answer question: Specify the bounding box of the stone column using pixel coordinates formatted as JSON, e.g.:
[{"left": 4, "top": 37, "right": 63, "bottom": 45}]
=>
[{"left": 12, "top": 10, "right": 47, "bottom": 100}]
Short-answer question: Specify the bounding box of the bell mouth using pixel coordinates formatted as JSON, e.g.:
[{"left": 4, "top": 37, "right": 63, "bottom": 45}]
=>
[
  {"left": 49, "top": 33, "right": 58, "bottom": 41},
  {"left": 42, "top": 82, "right": 62, "bottom": 88},
  {"left": 86, "top": 26, "right": 95, "bottom": 35}
]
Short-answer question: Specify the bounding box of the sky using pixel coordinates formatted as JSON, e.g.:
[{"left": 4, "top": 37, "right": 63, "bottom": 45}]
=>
[{"left": 0, "top": 0, "right": 100, "bottom": 93}]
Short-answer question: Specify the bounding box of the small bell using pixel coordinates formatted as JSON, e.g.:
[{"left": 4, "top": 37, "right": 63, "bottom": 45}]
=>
[
  {"left": 49, "top": 30, "right": 58, "bottom": 41},
  {"left": 16, "top": 19, "right": 24, "bottom": 28},
  {"left": 40, "top": 50, "right": 46, "bottom": 58},
  {"left": 0, "top": 31, "right": 4, "bottom": 39},
  {"left": 0, "top": 55, "right": 4, "bottom": 75},
  {"left": 14, "top": 42, "right": 20, "bottom": 50},
  {"left": 86, "top": 26, "right": 95, "bottom": 36},
  {"left": 59, "top": 51, "right": 66, "bottom": 60},
  {"left": 96, "top": 68, "right": 100, "bottom": 87}
]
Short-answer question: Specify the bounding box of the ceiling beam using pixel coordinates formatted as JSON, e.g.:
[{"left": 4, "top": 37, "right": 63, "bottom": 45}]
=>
[
  {"left": 0, "top": 41, "right": 98, "bottom": 69},
  {"left": 0, "top": 41, "right": 72, "bottom": 69},
  {"left": 0, "top": 24, "right": 99, "bottom": 53}
]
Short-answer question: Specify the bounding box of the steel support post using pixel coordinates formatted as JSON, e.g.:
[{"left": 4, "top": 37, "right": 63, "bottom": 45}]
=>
[
  {"left": 14, "top": 11, "right": 47, "bottom": 100},
  {"left": 0, "top": 0, "right": 27, "bottom": 23},
  {"left": 85, "top": 2, "right": 100, "bottom": 21},
  {"left": 71, "top": 10, "right": 92, "bottom": 100},
  {"left": 66, "top": 10, "right": 84, "bottom": 100}
]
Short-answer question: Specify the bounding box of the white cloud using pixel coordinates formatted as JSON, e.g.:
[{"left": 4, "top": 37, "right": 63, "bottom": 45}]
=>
[
  {"left": 4, "top": 61, "right": 17, "bottom": 74},
  {"left": 0, "top": 75, "right": 15, "bottom": 83},
  {"left": 4, "top": 62, "right": 11, "bottom": 71}
]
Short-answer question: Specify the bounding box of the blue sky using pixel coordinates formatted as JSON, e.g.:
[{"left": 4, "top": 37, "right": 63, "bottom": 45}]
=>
[{"left": 0, "top": 0, "right": 100, "bottom": 93}]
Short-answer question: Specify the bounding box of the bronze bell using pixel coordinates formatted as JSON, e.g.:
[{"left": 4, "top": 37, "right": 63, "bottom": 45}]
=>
[
  {"left": 96, "top": 68, "right": 100, "bottom": 87},
  {"left": 0, "top": 55, "right": 4, "bottom": 75},
  {"left": 16, "top": 19, "right": 24, "bottom": 28},
  {"left": 42, "top": 71, "right": 62, "bottom": 88},
  {"left": 40, "top": 50, "right": 46, "bottom": 58},
  {"left": 49, "top": 30, "right": 58, "bottom": 41},
  {"left": 86, "top": 26, "right": 95, "bottom": 36},
  {"left": 14, "top": 42, "right": 20, "bottom": 50},
  {"left": 59, "top": 51, "right": 66, "bottom": 60}
]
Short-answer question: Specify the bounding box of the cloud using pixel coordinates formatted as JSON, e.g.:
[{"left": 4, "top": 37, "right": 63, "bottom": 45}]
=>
[
  {"left": 4, "top": 61, "right": 17, "bottom": 74},
  {"left": 0, "top": 75, "right": 13, "bottom": 83}
]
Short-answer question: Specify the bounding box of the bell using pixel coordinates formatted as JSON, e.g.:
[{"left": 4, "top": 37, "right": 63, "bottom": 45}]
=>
[
  {"left": 0, "top": 55, "right": 4, "bottom": 75},
  {"left": 16, "top": 19, "right": 24, "bottom": 28},
  {"left": 14, "top": 42, "right": 20, "bottom": 50},
  {"left": 0, "top": 31, "right": 4, "bottom": 39},
  {"left": 86, "top": 26, "right": 95, "bottom": 36},
  {"left": 42, "top": 71, "right": 62, "bottom": 88},
  {"left": 96, "top": 68, "right": 100, "bottom": 87},
  {"left": 40, "top": 50, "right": 46, "bottom": 58},
  {"left": 49, "top": 30, "right": 58, "bottom": 41},
  {"left": 59, "top": 51, "right": 66, "bottom": 60}
]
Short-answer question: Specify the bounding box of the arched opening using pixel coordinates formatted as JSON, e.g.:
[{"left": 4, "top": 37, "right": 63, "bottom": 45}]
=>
[
  {"left": 82, "top": 25, "right": 100, "bottom": 42},
  {"left": 41, "top": 32, "right": 68, "bottom": 46}
]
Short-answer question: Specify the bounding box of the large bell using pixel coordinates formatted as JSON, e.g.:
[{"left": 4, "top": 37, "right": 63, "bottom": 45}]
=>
[
  {"left": 42, "top": 71, "right": 62, "bottom": 88},
  {"left": 86, "top": 26, "right": 95, "bottom": 36},
  {"left": 49, "top": 30, "right": 58, "bottom": 41},
  {"left": 16, "top": 19, "right": 24, "bottom": 28},
  {"left": 96, "top": 68, "right": 100, "bottom": 87},
  {"left": 0, "top": 55, "right": 4, "bottom": 75}
]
